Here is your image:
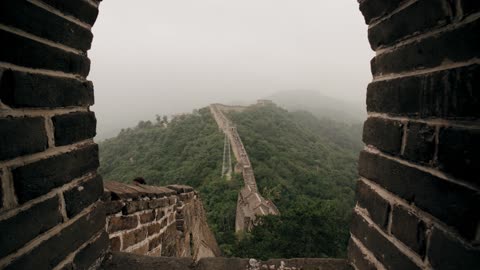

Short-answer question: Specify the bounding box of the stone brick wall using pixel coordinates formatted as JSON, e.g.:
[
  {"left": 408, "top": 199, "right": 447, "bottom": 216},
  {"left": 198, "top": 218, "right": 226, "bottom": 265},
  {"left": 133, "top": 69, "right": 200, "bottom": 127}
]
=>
[
  {"left": 350, "top": 1, "right": 480, "bottom": 269},
  {"left": 103, "top": 181, "right": 220, "bottom": 260},
  {"left": 0, "top": 0, "right": 107, "bottom": 269}
]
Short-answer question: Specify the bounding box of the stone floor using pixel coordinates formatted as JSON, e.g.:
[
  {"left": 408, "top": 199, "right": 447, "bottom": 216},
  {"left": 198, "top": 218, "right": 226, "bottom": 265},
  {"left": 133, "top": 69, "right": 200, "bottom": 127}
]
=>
[{"left": 101, "top": 252, "right": 352, "bottom": 270}]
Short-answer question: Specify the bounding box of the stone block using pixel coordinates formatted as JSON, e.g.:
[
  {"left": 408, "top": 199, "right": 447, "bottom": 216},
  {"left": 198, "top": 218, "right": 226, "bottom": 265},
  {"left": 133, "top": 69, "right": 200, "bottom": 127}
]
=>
[
  {"left": 368, "top": 0, "right": 450, "bottom": 49},
  {"left": 371, "top": 19, "right": 480, "bottom": 76},
  {"left": 107, "top": 215, "right": 138, "bottom": 233},
  {"left": 359, "top": 0, "right": 403, "bottom": 24},
  {"left": 355, "top": 179, "right": 391, "bottom": 230},
  {"left": 52, "top": 112, "right": 96, "bottom": 146},
  {"left": 40, "top": 0, "right": 99, "bottom": 25},
  {"left": 0, "top": 117, "right": 47, "bottom": 161},
  {"left": 366, "top": 64, "right": 480, "bottom": 118},
  {"left": 358, "top": 150, "right": 480, "bottom": 240},
  {"left": 148, "top": 233, "right": 164, "bottom": 251},
  {"left": 0, "top": 196, "right": 62, "bottom": 258},
  {"left": 0, "top": 69, "right": 94, "bottom": 108},
  {"left": 156, "top": 209, "right": 165, "bottom": 220},
  {"left": 105, "top": 200, "right": 125, "bottom": 215},
  {"left": 391, "top": 205, "right": 427, "bottom": 257},
  {"left": 140, "top": 211, "right": 156, "bottom": 224},
  {"left": 0, "top": 0, "right": 93, "bottom": 51},
  {"left": 437, "top": 126, "right": 480, "bottom": 185},
  {"left": 0, "top": 29, "right": 90, "bottom": 77},
  {"left": 110, "top": 236, "right": 121, "bottom": 252},
  {"left": 64, "top": 175, "right": 103, "bottom": 218},
  {"left": 147, "top": 222, "right": 161, "bottom": 236},
  {"left": 4, "top": 204, "right": 105, "bottom": 269},
  {"left": 402, "top": 122, "right": 436, "bottom": 164},
  {"left": 347, "top": 238, "right": 379, "bottom": 270},
  {"left": 72, "top": 231, "right": 108, "bottom": 270},
  {"left": 363, "top": 117, "right": 404, "bottom": 155},
  {"left": 12, "top": 144, "right": 99, "bottom": 203},
  {"left": 148, "top": 197, "right": 168, "bottom": 209},
  {"left": 123, "top": 200, "right": 149, "bottom": 214},
  {"left": 350, "top": 211, "right": 421, "bottom": 270},
  {"left": 428, "top": 227, "right": 480, "bottom": 270},
  {"left": 122, "top": 227, "right": 147, "bottom": 249}
]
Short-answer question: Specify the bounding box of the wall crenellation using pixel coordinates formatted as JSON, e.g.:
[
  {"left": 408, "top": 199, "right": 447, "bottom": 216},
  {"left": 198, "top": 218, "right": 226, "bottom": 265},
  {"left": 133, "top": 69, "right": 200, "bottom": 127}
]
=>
[{"left": 103, "top": 181, "right": 220, "bottom": 260}]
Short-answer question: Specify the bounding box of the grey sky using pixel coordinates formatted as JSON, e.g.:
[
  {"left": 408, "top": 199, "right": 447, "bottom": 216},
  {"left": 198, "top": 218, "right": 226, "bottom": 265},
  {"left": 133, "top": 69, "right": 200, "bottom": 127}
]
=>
[{"left": 89, "top": 0, "right": 374, "bottom": 139}]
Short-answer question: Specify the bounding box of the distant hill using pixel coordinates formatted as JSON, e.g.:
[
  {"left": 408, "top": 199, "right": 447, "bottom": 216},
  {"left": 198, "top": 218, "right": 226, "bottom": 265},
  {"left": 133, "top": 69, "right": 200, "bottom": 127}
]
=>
[
  {"left": 98, "top": 104, "right": 362, "bottom": 258},
  {"left": 267, "top": 90, "right": 366, "bottom": 124}
]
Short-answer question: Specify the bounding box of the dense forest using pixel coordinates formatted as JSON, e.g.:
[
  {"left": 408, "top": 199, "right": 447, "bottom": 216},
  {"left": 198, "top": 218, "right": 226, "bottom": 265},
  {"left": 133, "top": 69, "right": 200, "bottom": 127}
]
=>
[{"left": 98, "top": 104, "right": 363, "bottom": 258}]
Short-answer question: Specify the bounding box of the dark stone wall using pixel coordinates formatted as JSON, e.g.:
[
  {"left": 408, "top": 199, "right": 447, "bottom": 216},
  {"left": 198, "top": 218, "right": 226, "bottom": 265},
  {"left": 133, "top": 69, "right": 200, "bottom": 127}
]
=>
[
  {"left": 351, "top": 0, "right": 480, "bottom": 269},
  {"left": 0, "top": 0, "right": 106, "bottom": 269}
]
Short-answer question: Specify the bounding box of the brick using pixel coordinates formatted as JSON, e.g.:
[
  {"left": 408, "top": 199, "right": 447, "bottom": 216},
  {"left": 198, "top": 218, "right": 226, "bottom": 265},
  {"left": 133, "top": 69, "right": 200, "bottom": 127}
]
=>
[
  {"left": 355, "top": 179, "right": 391, "bottom": 230},
  {"left": 363, "top": 117, "right": 404, "bottom": 155},
  {"left": 105, "top": 200, "right": 125, "bottom": 215},
  {"left": 0, "top": 29, "right": 90, "bottom": 77},
  {"left": 437, "top": 127, "right": 480, "bottom": 185},
  {"left": 428, "top": 227, "right": 480, "bottom": 270},
  {"left": 0, "top": 0, "right": 93, "bottom": 51},
  {"left": 402, "top": 122, "right": 435, "bottom": 164},
  {"left": 460, "top": 0, "right": 480, "bottom": 16},
  {"left": 390, "top": 205, "right": 427, "bottom": 257},
  {"left": 4, "top": 204, "right": 105, "bottom": 270},
  {"left": 0, "top": 69, "right": 94, "bottom": 108},
  {"left": 359, "top": 0, "right": 402, "bottom": 24},
  {"left": 371, "top": 18, "right": 480, "bottom": 76},
  {"left": 110, "top": 236, "right": 121, "bottom": 252},
  {"left": 72, "top": 231, "right": 108, "bottom": 270},
  {"left": 107, "top": 215, "right": 138, "bottom": 233},
  {"left": 123, "top": 200, "right": 149, "bottom": 214},
  {"left": 0, "top": 117, "right": 47, "bottom": 161},
  {"left": 140, "top": 210, "right": 156, "bottom": 224},
  {"left": 0, "top": 196, "right": 62, "bottom": 258},
  {"left": 156, "top": 209, "right": 165, "bottom": 220},
  {"left": 12, "top": 144, "right": 99, "bottom": 203},
  {"left": 367, "top": 64, "right": 480, "bottom": 118},
  {"left": 147, "top": 222, "right": 161, "bottom": 236},
  {"left": 148, "top": 233, "right": 164, "bottom": 251},
  {"left": 122, "top": 227, "right": 148, "bottom": 249},
  {"left": 52, "top": 112, "right": 96, "bottom": 146},
  {"left": 40, "top": 0, "right": 99, "bottom": 25},
  {"left": 350, "top": 211, "right": 421, "bottom": 270},
  {"left": 347, "top": 238, "right": 378, "bottom": 270},
  {"left": 368, "top": 1, "right": 451, "bottom": 50},
  {"left": 148, "top": 197, "right": 168, "bottom": 209},
  {"left": 358, "top": 150, "right": 480, "bottom": 240},
  {"left": 64, "top": 175, "right": 103, "bottom": 218},
  {"left": 131, "top": 243, "right": 149, "bottom": 255}
]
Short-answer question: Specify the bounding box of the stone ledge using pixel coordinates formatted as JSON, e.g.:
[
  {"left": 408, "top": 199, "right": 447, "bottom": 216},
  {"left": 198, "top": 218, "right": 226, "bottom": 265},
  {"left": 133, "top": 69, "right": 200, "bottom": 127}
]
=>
[{"left": 101, "top": 252, "right": 352, "bottom": 270}]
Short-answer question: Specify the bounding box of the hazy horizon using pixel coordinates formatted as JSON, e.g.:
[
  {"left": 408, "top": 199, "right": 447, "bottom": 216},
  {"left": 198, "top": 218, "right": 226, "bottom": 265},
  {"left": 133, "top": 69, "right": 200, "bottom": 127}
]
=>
[{"left": 89, "top": 0, "right": 374, "bottom": 140}]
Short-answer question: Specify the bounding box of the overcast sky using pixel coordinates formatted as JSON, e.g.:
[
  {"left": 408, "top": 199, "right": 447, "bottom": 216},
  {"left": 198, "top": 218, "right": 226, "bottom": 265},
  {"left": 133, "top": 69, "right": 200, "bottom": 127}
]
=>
[{"left": 89, "top": 0, "right": 374, "bottom": 139}]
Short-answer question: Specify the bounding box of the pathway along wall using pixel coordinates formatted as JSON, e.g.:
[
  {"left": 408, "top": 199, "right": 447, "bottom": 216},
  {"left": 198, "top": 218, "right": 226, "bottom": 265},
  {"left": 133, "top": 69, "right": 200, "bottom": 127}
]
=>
[
  {"left": 0, "top": 0, "right": 478, "bottom": 269},
  {"left": 209, "top": 104, "right": 280, "bottom": 232}
]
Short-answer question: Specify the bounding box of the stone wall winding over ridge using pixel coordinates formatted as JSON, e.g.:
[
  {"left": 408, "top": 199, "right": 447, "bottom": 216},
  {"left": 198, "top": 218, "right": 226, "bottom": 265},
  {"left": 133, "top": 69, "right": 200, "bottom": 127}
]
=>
[
  {"left": 103, "top": 181, "right": 220, "bottom": 260},
  {"left": 209, "top": 104, "right": 280, "bottom": 232},
  {"left": 0, "top": 0, "right": 479, "bottom": 269}
]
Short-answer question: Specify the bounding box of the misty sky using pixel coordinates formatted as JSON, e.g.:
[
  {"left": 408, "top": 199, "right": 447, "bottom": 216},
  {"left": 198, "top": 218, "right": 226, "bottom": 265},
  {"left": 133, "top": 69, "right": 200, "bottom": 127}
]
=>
[{"left": 89, "top": 0, "right": 374, "bottom": 139}]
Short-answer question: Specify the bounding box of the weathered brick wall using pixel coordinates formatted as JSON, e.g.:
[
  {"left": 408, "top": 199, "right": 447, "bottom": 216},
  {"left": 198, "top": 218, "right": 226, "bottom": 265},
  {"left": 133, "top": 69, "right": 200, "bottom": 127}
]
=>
[
  {"left": 103, "top": 182, "right": 220, "bottom": 260},
  {"left": 350, "top": 1, "right": 480, "bottom": 269},
  {"left": 0, "top": 0, "right": 107, "bottom": 269}
]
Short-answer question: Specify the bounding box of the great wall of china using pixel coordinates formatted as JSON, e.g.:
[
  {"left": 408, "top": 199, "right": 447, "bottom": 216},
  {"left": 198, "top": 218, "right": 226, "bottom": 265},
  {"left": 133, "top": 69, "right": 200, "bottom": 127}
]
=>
[{"left": 209, "top": 103, "right": 280, "bottom": 232}]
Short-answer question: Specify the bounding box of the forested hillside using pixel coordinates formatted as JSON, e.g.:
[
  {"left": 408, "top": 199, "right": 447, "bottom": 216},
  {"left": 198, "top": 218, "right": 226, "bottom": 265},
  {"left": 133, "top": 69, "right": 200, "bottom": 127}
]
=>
[{"left": 98, "top": 104, "right": 363, "bottom": 258}]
